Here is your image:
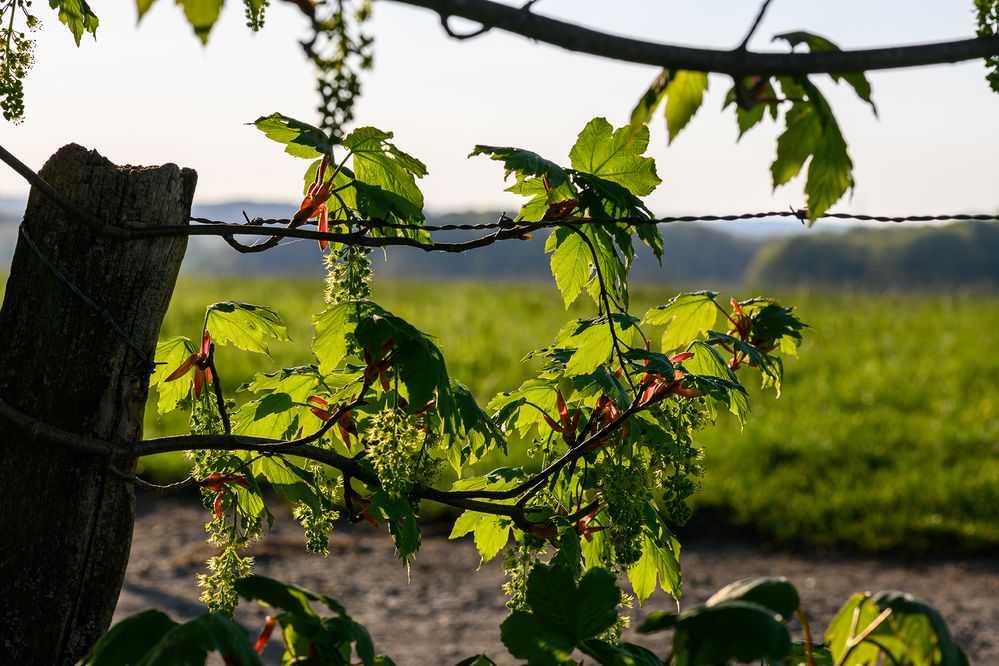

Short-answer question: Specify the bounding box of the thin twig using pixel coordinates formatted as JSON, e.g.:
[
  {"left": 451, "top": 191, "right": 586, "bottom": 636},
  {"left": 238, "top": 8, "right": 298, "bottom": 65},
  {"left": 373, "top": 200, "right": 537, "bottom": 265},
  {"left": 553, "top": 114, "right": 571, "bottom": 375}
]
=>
[
  {"left": 738, "top": 0, "right": 776, "bottom": 51},
  {"left": 206, "top": 344, "right": 231, "bottom": 435},
  {"left": 108, "top": 465, "right": 196, "bottom": 492}
]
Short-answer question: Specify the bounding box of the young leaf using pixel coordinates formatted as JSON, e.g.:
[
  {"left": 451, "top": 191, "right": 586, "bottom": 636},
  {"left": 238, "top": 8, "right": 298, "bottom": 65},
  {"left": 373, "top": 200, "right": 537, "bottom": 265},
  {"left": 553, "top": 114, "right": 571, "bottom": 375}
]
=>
[
  {"left": 449, "top": 511, "right": 511, "bottom": 565},
  {"left": 546, "top": 226, "right": 591, "bottom": 308},
  {"left": 770, "top": 101, "right": 823, "bottom": 187},
  {"left": 443, "top": 380, "right": 506, "bottom": 472},
  {"left": 683, "top": 341, "right": 750, "bottom": 422},
  {"left": 206, "top": 301, "right": 290, "bottom": 356},
  {"left": 251, "top": 456, "right": 327, "bottom": 515},
  {"left": 629, "top": 69, "right": 672, "bottom": 131},
  {"left": 489, "top": 378, "right": 559, "bottom": 436},
  {"left": 643, "top": 291, "right": 719, "bottom": 352},
  {"left": 705, "top": 331, "right": 784, "bottom": 394},
  {"left": 235, "top": 574, "right": 347, "bottom": 617},
  {"left": 555, "top": 315, "right": 638, "bottom": 377},
  {"left": 628, "top": 503, "right": 682, "bottom": 604},
  {"left": 468, "top": 145, "right": 568, "bottom": 191},
  {"left": 175, "top": 0, "right": 225, "bottom": 43},
  {"left": 771, "top": 81, "right": 855, "bottom": 222},
  {"left": 664, "top": 70, "right": 709, "bottom": 143},
  {"left": 343, "top": 126, "right": 427, "bottom": 221},
  {"left": 150, "top": 336, "right": 197, "bottom": 414},
  {"left": 826, "top": 592, "right": 969, "bottom": 666},
  {"left": 569, "top": 117, "right": 661, "bottom": 197},
  {"left": 367, "top": 492, "right": 421, "bottom": 563},
  {"left": 824, "top": 593, "right": 890, "bottom": 665},
  {"left": 869, "top": 591, "right": 969, "bottom": 666},
  {"left": 805, "top": 116, "right": 854, "bottom": 223},
  {"left": 253, "top": 112, "right": 332, "bottom": 159},
  {"left": 352, "top": 305, "right": 452, "bottom": 412},
  {"left": 773, "top": 31, "right": 876, "bottom": 112},
  {"left": 50, "top": 0, "right": 99, "bottom": 46},
  {"left": 312, "top": 302, "right": 362, "bottom": 375}
]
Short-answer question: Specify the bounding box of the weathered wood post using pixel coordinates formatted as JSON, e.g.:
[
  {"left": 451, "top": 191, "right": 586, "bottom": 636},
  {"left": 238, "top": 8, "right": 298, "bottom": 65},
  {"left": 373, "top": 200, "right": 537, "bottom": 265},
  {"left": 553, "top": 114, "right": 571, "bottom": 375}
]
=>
[{"left": 0, "top": 145, "right": 195, "bottom": 664}]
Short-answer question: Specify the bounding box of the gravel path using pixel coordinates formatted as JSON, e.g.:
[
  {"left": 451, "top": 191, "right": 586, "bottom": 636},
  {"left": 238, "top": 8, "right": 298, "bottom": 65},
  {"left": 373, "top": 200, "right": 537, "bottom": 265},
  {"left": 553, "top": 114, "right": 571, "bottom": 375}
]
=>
[{"left": 116, "top": 495, "right": 999, "bottom": 664}]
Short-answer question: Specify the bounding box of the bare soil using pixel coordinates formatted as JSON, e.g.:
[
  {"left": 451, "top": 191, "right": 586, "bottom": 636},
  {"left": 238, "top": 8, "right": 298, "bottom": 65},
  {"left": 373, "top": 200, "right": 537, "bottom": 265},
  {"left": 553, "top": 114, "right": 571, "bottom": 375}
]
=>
[{"left": 116, "top": 495, "right": 999, "bottom": 664}]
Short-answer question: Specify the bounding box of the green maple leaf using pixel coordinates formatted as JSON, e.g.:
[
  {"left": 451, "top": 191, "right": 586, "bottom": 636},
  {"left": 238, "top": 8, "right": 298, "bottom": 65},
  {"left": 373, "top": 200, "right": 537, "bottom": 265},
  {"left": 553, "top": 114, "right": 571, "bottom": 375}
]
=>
[
  {"left": 344, "top": 126, "right": 427, "bottom": 222},
  {"left": 501, "top": 565, "right": 621, "bottom": 665},
  {"left": 569, "top": 117, "right": 661, "bottom": 196},
  {"left": 252, "top": 113, "right": 332, "bottom": 159},
  {"left": 50, "top": 0, "right": 99, "bottom": 45},
  {"left": 664, "top": 70, "right": 709, "bottom": 142},
  {"left": 205, "top": 301, "right": 290, "bottom": 357}
]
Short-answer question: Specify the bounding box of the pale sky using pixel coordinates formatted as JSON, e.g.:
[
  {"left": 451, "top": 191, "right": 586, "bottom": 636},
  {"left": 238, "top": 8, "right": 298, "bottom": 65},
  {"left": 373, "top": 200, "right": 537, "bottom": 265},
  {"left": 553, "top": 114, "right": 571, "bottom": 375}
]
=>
[{"left": 2, "top": 1, "right": 998, "bottom": 216}]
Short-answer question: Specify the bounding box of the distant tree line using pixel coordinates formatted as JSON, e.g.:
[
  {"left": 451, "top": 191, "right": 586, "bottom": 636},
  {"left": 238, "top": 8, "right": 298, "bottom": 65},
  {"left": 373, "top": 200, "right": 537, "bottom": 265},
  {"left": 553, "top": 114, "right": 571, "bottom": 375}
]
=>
[
  {"left": 4, "top": 203, "right": 995, "bottom": 291},
  {"left": 747, "top": 221, "right": 999, "bottom": 289}
]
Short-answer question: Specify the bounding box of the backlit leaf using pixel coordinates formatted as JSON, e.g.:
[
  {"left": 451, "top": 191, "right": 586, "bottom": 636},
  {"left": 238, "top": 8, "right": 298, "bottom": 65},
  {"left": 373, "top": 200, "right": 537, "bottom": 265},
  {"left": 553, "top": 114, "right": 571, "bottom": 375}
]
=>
[
  {"left": 206, "top": 301, "right": 290, "bottom": 356},
  {"left": 175, "top": 0, "right": 225, "bottom": 44},
  {"left": 367, "top": 491, "right": 421, "bottom": 563},
  {"left": 546, "top": 226, "right": 591, "bottom": 308},
  {"left": 569, "top": 117, "right": 661, "bottom": 196},
  {"left": 805, "top": 116, "right": 853, "bottom": 222},
  {"left": 468, "top": 145, "right": 568, "bottom": 191},
  {"left": 344, "top": 126, "right": 427, "bottom": 222},
  {"left": 253, "top": 113, "right": 332, "bottom": 159},
  {"left": 150, "top": 336, "right": 197, "bottom": 414},
  {"left": 664, "top": 70, "right": 709, "bottom": 143},
  {"left": 50, "top": 0, "right": 99, "bottom": 45},
  {"left": 682, "top": 341, "right": 750, "bottom": 423},
  {"left": 312, "top": 302, "right": 360, "bottom": 375},
  {"left": 771, "top": 102, "right": 822, "bottom": 188},
  {"left": 643, "top": 291, "right": 719, "bottom": 352},
  {"left": 629, "top": 69, "right": 672, "bottom": 131},
  {"left": 773, "top": 31, "right": 876, "bottom": 112}
]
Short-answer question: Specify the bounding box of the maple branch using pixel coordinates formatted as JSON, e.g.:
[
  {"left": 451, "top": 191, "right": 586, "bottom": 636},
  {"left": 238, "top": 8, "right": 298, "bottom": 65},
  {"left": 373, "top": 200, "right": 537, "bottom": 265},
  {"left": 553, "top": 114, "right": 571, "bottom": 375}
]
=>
[
  {"left": 0, "top": 396, "right": 542, "bottom": 520},
  {"left": 388, "top": 0, "right": 999, "bottom": 75}
]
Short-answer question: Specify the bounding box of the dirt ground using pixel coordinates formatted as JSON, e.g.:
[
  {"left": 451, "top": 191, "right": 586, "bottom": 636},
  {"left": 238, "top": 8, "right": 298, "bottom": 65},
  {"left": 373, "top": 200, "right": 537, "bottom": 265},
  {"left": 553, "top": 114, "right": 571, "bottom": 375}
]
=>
[{"left": 115, "top": 495, "right": 999, "bottom": 665}]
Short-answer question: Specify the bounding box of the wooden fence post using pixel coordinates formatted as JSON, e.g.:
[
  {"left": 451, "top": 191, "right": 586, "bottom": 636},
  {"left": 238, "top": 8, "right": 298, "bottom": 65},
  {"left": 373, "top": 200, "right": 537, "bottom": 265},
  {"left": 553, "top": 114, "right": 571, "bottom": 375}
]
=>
[{"left": 0, "top": 144, "right": 195, "bottom": 664}]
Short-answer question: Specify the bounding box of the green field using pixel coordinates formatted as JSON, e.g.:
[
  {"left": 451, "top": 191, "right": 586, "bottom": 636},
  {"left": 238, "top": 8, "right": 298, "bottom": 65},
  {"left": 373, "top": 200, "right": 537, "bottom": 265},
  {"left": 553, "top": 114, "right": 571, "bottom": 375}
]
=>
[{"left": 5, "top": 271, "right": 996, "bottom": 553}]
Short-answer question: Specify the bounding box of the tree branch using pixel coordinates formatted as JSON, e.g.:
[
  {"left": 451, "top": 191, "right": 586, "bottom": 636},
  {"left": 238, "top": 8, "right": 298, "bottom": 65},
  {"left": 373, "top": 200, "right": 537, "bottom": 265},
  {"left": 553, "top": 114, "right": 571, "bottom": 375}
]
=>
[{"left": 388, "top": 0, "right": 999, "bottom": 75}]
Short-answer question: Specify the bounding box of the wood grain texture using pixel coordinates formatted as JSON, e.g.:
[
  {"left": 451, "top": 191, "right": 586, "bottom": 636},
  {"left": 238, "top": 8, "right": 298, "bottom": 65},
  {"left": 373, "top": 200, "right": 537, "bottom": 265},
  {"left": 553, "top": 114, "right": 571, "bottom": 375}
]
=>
[{"left": 0, "top": 144, "right": 195, "bottom": 665}]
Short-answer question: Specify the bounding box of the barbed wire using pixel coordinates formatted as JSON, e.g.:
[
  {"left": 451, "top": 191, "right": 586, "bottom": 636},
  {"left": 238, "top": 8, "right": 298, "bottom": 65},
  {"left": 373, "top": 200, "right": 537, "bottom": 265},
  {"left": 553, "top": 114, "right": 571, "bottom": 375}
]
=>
[
  {"left": 19, "top": 226, "right": 158, "bottom": 374},
  {"left": 192, "top": 209, "right": 999, "bottom": 235}
]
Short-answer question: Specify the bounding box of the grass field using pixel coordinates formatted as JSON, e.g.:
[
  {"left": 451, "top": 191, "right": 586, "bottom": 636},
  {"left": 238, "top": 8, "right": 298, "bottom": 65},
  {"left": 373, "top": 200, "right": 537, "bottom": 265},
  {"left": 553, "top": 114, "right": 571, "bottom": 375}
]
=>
[{"left": 6, "top": 272, "right": 997, "bottom": 553}]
